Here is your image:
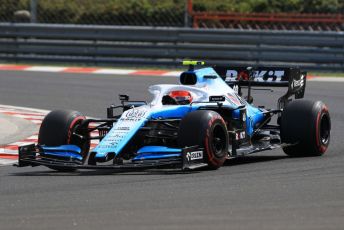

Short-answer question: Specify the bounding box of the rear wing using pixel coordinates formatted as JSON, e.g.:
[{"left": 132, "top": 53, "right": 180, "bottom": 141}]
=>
[
  {"left": 214, "top": 66, "right": 305, "bottom": 86},
  {"left": 213, "top": 66, "right": 307, "bottom": 108}
]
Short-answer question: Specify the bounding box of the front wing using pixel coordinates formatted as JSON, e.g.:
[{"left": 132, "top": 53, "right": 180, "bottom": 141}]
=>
[{"left": 15, "top": 144, "right": 208, "bottom": 171}]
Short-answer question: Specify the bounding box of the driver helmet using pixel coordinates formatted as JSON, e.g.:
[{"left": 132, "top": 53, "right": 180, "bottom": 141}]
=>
[{"left": 168, "top": 90, "right": 193, "bottom": 105}]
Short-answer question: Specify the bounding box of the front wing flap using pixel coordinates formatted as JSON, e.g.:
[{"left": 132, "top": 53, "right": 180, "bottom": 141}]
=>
[{"left": 16, "top": 144, "right": 208, "bottom": 171}]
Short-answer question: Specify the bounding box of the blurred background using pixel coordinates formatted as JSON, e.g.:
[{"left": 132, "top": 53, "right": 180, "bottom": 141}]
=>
[
  {"left": 0, "top": 0, "right": 343, "bottom": 71},
  {"left": 1, "top": 0, "right": 343, "bottom": 30}
]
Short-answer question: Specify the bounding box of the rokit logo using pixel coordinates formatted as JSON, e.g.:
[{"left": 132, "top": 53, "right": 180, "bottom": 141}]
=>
[
  {"left": 186, "top": 151, "right": 203, "bottom": 161},
  {"left": 225, "top": 70, "right": 285, "bottom": 82}
]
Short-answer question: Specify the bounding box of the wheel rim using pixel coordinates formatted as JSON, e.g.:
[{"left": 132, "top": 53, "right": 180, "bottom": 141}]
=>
[
  {"left": 212, "top": 124, "right": 227, "bottom": 158},
  {"left": 320, "top": 113, "right": 330, "bottom": 145}
]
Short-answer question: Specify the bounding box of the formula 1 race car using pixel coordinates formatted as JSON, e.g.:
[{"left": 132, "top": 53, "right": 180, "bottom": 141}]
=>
[{"left": 16, "top": 61, "right": 331, "bottom": 172}]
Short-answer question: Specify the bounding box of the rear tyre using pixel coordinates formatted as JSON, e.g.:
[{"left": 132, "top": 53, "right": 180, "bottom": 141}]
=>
[
  {"left": 281, "top": 100, "right": 331, "bottom": 157},
  {"left": 38, "top": 110, "right": 90, "bottom": 171},
  {"left": 178, "top": 110, "right": 229, "bottom": 169}
]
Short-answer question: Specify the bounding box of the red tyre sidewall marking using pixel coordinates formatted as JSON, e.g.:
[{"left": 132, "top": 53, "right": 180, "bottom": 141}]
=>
[
  {"left": 315, "top": 106, "right": 328, "bottom": 153},
  {"left": 67, "top": 116, "right": 85, "bottom": 144},
  {"left": 204, "top": 114, "right": 226, "bottom": 167}
]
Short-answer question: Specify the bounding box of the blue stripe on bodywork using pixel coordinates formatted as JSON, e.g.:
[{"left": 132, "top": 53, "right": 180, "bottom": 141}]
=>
[
  {"left": 232, "top": 104, "right": 265, "bottom": 136},
  {"left": 133, "top": 146, "right": 182, "bottom": 161},
  {"left": 137, "top": 146, "right": 182, "bottom": 154},
  {"left": 245, "top": 104, "right": 265, "bottom": 135},
  {"left": 41, "top": 145, "right": 83, "bottom": 161},
  {"left": 150, "top": 105, "right": 193, "bottom": 119},
  {"left": 132, "top": 153, "right": 181, "bottom": 161}
]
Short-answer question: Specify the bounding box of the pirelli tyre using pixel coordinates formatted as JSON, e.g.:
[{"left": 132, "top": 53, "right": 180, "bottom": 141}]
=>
[
  {"left": 178, "top": 110, "right": 229, "bottom": 169},
  {"left": 281, "top": 100, "right": 331, "bottom": 157},
  {"left": 38, "top": 110, "right": 90, "bottom": 171}
]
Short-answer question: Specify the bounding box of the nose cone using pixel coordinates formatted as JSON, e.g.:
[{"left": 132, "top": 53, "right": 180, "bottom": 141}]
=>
[{"left": 93, "top": 107, "right": 150, "bottom": 162}]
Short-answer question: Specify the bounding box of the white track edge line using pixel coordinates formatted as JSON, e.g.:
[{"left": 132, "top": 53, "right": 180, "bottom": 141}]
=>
[{"left": 0, "top": 104, "right": 50, "bottom": 114}]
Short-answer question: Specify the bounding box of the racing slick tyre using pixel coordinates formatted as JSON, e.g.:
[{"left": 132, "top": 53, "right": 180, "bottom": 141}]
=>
[
  {"left": 178, "top": 110, "right": 229, "bottom": 169},
  {"left": 281, "top": 99, "right": 331, "bottom": 157},
  {"left": 38, "top": 110, "right": 90, "bottom": 171}
]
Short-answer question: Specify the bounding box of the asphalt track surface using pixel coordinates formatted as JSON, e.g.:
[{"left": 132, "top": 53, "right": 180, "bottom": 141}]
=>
[{"left": 0, "top": 70, "right": 344, "bottom": 230}]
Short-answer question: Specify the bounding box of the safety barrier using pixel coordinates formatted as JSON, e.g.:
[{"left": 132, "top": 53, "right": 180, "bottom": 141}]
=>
[{"left": 0, "top": 23, "right": 343, "bottom": 71}]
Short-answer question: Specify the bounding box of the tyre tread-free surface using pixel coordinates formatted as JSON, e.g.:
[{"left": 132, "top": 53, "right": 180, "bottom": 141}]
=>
[
  {"left": 178, "top": 110, "right": 229, "bottom": 169},
  {"left": 38, "top": 110, "right": 85, "bottom": 146},
  {"left": 281, "top": 99, "right": 331, "bottom": 156},
  {"left": 38, "top": 110, "right": 89, "bottom": 171}
]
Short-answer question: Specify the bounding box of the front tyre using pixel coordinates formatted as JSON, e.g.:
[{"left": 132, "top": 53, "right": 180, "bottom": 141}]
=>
[
  {"left": 178, "top": 110, "right": 229, "bottom": 169},
  {"left": 281, "top": 100, "right": 331, "bottom": 157},
  {"left": 38, "top": 110, "right": 90, "bottom": 171}
]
